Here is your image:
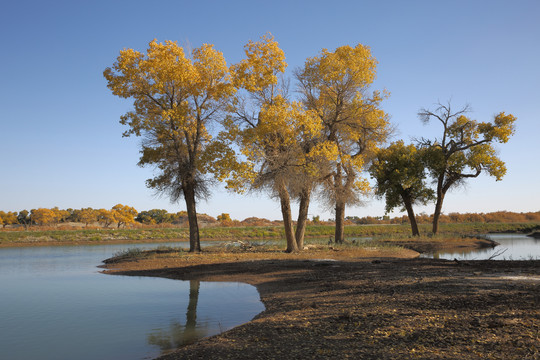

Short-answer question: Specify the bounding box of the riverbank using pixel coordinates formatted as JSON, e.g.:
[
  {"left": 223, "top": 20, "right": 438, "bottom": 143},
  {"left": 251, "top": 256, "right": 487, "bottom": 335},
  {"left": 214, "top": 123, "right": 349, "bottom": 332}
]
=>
[
  {"left": 1, "top": 222, "right": 538, "bottom": 247},
  {"left": 102, "top": 245, "right": 540, "bottom": 359}
]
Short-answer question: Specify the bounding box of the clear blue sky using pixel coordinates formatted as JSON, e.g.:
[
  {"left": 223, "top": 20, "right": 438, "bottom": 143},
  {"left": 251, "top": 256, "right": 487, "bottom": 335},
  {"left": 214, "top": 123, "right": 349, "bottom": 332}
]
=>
[{"left": 1, "top": 0, "right": 539, "bottom": 220}]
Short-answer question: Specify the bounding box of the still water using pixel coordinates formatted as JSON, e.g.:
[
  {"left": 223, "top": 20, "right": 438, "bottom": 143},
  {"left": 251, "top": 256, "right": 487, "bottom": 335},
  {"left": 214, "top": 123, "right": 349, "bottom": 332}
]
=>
[
  {"left": 423, "top": 234, "right": 540, "bottom": 260},
  {"left": 0, "top": 242, "right": 264, "bottom": 360}
]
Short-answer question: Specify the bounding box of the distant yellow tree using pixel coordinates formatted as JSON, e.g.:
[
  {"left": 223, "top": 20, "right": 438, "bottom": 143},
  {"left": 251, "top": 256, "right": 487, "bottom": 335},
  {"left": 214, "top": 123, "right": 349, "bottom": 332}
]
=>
[
  {"left": 97, "top": 209, "right": 115, "bottom": 228},
  {"left": 31, "top": 208, "right": 56, "bottom": 226},
  {"left": 217, "top": 213, "right": 231, "bottom": 222},
  {"left": 51, "top": 207, "right": 70, "bottom": 224},
  {"left": 296, "top": 44, "right": 391, "bottom": 243},
  {"left": 111, "top": 204, "right": 138, "bottom": 228},
  {"left": 104, "top": 40, "right": 235, "bottom": 251},
  {"left": 0, "top": 211, "right": 18, "bottom": 228},
  {"left": 217, "top": 213, "right": 233, "bottom": 226},
  {"left": 78, "top": 208, "right": 97, "bottom": 227}
]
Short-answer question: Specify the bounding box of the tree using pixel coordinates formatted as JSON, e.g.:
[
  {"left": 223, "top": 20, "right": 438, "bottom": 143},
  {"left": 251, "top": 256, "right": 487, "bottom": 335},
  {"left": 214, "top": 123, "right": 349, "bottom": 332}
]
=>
[
  {"left": 136, "top": 211, "right": 156, "bottom": 225},
  {"left": 216, "top": 213, "right": 233, "bottom": 226},
  {"left": 214, "top": 34, "right": 322, "bottom": 252},
  {"left": 296, "top": 44, "right": 391, "bottom": 243},
  {"left": 52, "top": 207, "right": 70, "bottom": 224},
  {"left": 97, "top": 209, "right": 115, "bottom": 228},
  {"left": 17, "top": 210, "right": 31, "bottom": 229},
  {"left": 31, "top": 208, "right": 56, "bottom": 226},
  {"left": 78, "top": 208, "right": 97, "bottom": 227},
  {"left": 104, "top": 40, "right": 235, "bottom": 252},
  {"left": 136, "top": 209, "right": 172, "bottom": 225},
  {"left": 369, "top": 141, "right": 434, "bottom": 236},
  {"left": 418, "top": 102, "right": 516, "bottom": 233},
  {"left": 0, "top": 211, "right": 18, "bottom": 228},
  {"left": 111, "top": 204, "right": 138, "bottom": 228}
]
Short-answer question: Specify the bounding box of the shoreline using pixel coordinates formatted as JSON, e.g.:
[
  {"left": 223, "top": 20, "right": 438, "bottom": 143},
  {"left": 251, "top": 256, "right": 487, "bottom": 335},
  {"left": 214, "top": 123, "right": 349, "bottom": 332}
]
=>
[
  {"left": 2, "top": 221, "right": 538, "bottom": 249},
  {"left": 0, "top": 233, "right": 497, "bottom": 250},
  {"left": 0, "top": 238, "right": 195, "bottom": 248},
  {"left": 102, "top": 255, "right": 540, "bottom": 359}
]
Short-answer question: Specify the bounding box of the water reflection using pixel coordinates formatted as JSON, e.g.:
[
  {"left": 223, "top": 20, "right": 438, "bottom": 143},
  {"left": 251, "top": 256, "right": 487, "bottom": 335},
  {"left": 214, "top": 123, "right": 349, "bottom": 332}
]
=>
[
  {"left": 0, "top": 244, "right": 264, "bottom": 360},
  {"left": 147, "top": 280, "right": 208, "bottom": 352},
  {"left": 424, "top": 234, "right": 540, "bottom": 260}
]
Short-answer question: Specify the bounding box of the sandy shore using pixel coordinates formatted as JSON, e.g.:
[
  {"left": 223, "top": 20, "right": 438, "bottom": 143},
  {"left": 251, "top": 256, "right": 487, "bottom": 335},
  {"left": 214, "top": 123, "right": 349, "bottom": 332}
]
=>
[{"left": 102, "top": 245, "right": 540, "bottom": 360}]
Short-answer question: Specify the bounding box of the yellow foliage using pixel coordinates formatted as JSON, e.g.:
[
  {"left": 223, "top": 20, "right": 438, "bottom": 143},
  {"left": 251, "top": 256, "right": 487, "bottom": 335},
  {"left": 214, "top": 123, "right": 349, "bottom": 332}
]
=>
[
  {"left": 297, "top": 44, "right": 390, "bottom": 197},
  {"left": 31, "top": 208, "right": 57, "bottom": 225},
  {"left": 79, "top": 208, "right": 97, "bottom": 225},
  {"left": 112, "top": 204, "right": 138, "bottom": 228},
  {"left": 231, "top": 33, "right": 286, "bottom": 94},
  {"left": 303, "top": 44, "right": 377, "bottom": 88},
  {"left": 479, "top": 112, "right": 516, "bottom": 143},
  {"left": 0, "top": 211, "right": 18, "bottom": 227},
  {"left": 215, "top": 34, "right": 327, "bottom": 194},
  {"left": 104, "top": 39, "right": 236, "bottom": 189},
  {"left": 97, "top": 209, "right": 115, "bottom": 228}
]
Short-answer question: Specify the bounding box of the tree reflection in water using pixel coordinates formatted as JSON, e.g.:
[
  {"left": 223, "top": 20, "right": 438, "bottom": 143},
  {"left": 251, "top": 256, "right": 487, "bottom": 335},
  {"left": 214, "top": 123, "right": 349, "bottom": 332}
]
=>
[{"left": 147, "top": 280, "right": 208, "bottom": 352}]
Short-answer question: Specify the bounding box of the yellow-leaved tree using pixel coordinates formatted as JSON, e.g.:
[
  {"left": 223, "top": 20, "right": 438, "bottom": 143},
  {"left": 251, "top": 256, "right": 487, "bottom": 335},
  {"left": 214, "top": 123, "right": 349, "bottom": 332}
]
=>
[
  {"left": 417, "top": 102, "right": 516, "bottom": 234},
  {"left": 296, "top": 45, "right": 391, "bottom": 243},
  {"left": 97, "top": 209, "right": 115, "bottom": 228},
  {"left": 111, "top": 204, "right": 138, "bottom": 228},
  {"left": 78, "top": 208, "right": 97, "bottom": 227},
  {"left": 0, "top": 211, "right": 18, "bottom": 228},
  {"left": 104, "top": 40, "right": 235, "bottom": 251},
  {"left": 212, "top": 34, "right": 324, "bottom": 252},
  {"left": 30, "top": 208, "right": 57, "bottom": 226}
]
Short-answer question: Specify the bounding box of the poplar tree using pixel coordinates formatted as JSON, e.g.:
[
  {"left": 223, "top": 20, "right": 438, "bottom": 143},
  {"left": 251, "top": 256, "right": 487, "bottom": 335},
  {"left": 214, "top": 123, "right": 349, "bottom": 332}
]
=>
[
  {"left": 418, "top": 102, "right": 516, "bottom": 234},
  {"left": 213, "top": 34, "right": 323, "bottom": 252},
  {"left": 369, "top": 141, "right": 433, "bottom": 236},
  {"left": 296, "top": 45, "right": 391, "bottom": 243},
  {"left": 104, "top": 40, "right": 234, "bottom": 251}
]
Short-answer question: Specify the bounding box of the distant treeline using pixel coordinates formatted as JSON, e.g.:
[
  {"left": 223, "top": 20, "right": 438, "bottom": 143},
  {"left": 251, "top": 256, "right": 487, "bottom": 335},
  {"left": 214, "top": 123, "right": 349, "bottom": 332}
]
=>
[
  {"left": 346, "top": 211, "right": 540, "bottom": 225},
  {"left": 0, "top": 206, "right": 280, "bottom": 229},
  {"left": 1, "top": 207, "right": 539, "bottom": 230}
]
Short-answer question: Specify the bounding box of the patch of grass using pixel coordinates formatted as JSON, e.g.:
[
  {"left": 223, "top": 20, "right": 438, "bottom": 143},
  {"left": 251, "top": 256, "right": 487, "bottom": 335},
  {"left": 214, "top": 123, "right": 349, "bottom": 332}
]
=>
[
  {"left": 155, "top": 245, "right": 177, "bottom": 252},
  {"left": 112, "top": 247, "right": 143, "bottom": 259},
  {"left": 105, "top": 246, "right": 187, "bottom": 264}
]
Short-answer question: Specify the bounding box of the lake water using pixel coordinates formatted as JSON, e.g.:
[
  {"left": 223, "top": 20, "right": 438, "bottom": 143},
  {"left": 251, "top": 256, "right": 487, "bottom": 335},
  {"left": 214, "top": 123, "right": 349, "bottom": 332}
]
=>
[
  {"left": 0, "top": 242, "right": 264, "bottom": 360},
  {"left": 423, "top": 234, "right": 540, "bottom": 260}
]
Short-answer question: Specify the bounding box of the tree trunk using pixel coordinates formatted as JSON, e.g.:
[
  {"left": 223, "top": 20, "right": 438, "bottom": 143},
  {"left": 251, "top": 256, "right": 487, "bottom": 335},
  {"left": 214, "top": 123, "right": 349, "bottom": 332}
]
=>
[
  {"left": 183, "top": 182, "right": 201, "bottom": 252},
  {"left": 401, "top": 193, "right": 420, "bottom": 236},
  {"left": 432, "top": 190, "right": 445, "bottom": 235},
  {"left": 333, "top": 163, "right": 346, "bottom": 244},
  {"left": 186, "top": 280, "right": 200, "bottom": 332},
  {"left": 431, "top": 174, "right": 448, "bottom": 235},
  {"left": 295, "top": 186, "right": 311, "bottom": 250},
  {"left": 335, "top": 200, "right": 345, "bottom": 244},
  {"left": 278, "top": 181, "right": 298, "bottom": 253}
]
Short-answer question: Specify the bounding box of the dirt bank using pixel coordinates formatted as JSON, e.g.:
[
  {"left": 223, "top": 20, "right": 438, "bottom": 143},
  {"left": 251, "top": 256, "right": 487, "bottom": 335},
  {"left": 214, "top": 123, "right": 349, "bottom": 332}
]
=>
[
  {"left": 103, "top": 250, "right": 540, "bottom": 360},
  {"left": 380, "top": 236, "right": 497, "bottom": 254}
]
